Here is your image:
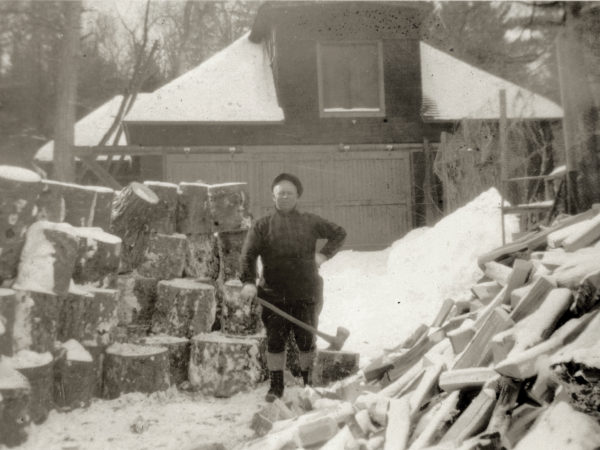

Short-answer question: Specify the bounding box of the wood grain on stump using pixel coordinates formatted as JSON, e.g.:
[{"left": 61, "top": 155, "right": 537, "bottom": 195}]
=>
[
  {"left": 220, "top": 280, "right": 262, "bottom": 335},
  {"left": 207, "top": 183, "right": 251, "bottom": 233},
  {"left": 217, "top": 230, "right": 247, "bottom": 281},
  {"left": 102, "top": 343, "right": 170, "bottom": 399},
  {"left": 73, "top": 227, "right": 121, "bottom": 284},
  {"left": 137, "top": 233, "right": 186, "bottom": 280},
  {"left": 144, "top": 181, "right": 179, "bottom": 234},
  {"left": 189, "top": 332, "right": 264, "bottom": 397},
  {"left": 12, "top": 290, "right": 60, "bottom": 354},
  {"left": 138, "top": 335, "right": 190, "bottom": 386},
  {"left": 177, "top": 182, "right": 211, "bottom": 235},
  {"left": 0, "top": 165, "right": 42, "bottom": 282},
  {"left": 110, "top": 182, "right": 159, "bottom": 271},
  {"left": 152, "top": 279, "right": 216, "bottom": 338},
  {"left": 0, "top": 363, "right": 31, "bottom": 447}
]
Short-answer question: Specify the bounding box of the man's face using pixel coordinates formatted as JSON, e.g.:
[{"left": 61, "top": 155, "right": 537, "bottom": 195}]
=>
[{"left": 272, "top": 180, "right": 299, "bottom": 212}]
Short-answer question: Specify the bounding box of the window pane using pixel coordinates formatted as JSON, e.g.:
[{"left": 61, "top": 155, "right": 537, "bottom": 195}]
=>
[
  {"left": 349, "top": 44, "right": 380, "bottom": 109},
  {"left": 321, "top": 44, "right": 352, "bottom": 109}
]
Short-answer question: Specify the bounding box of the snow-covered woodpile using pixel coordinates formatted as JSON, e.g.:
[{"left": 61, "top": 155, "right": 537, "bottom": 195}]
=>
[
  {"left": 241, "top": 207, "right": 600, "bottom": 450},
  {"left": 0, "top": 165, "right": 259, "bottom": 447}
]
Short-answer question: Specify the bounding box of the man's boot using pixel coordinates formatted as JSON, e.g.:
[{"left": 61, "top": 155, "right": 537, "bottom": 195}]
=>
[
  {"left": 266, "top": 370, "right": 284, "bottom": 402},
  {"left": 300, "top": 370, "right": 311, "bottom": 386}
]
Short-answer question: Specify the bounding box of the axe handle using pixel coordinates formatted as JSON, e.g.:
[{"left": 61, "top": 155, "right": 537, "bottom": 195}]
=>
[{"left": 255, "top": 296, "right": 335, "bottom": 345}]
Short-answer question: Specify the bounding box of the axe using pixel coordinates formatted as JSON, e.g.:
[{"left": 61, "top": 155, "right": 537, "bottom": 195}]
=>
[{"left": 255, "top": 296, "right": 350, "bottom": 351}]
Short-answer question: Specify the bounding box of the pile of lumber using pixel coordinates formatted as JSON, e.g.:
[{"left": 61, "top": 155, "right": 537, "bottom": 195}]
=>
[
  {"left": 0, "top": 166, "right": 262, "bottom": 447},
  {"left": 240, "top": 207, "right": 600, "bottom": 450}
]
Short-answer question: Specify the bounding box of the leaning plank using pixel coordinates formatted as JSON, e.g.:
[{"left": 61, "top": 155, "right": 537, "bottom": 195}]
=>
[
  {"left": 408, "top": 391, "right": 460, "bottom": 450},
  {"left": 383, "top": 397, "right": 411, "bottom": 450},
  {"left": 439, "top": 368, "right": 499, "bottom": 392},
  {"left": 562, "top": 211, "right": 600, "bottom": 252},
  {"left": 510, "top": 276, "right": 556, "bottom": 321},
  {"left": 452, "top": 308, "right": 513, "bottom": 369},
  {"left": 439, "top": 387, "right": 496, "bottom": 445},
  {"left": 513, "top": 401, "right": 600, "bottom": 450}
]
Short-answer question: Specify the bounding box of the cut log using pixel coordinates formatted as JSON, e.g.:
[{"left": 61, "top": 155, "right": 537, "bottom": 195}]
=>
[
  {"left": 207, "top": 183, "right": 251, "bottom": 233},
  {"left": 110, "top": 182, "right": 159, "bottom": 271},
  {"left": 383, "top": 397, "right": 411, "bottom": 450},
  {"left": 184, "top": 233, "right": 219, "bottom": 279},
  {"left": 50, "top": 181, "right": 115, "bottom": 230},
  {"left": 115, "top": 273, "right": 158, "bottom": 326},
  {"left": 513, "top": 401, "right": 600, "bottom": 450},
  {"left": 137, "top": 335, "right": 190, "bottom": 386},
  {"left": 0, "top": 288, "right": 16, "bottom": 355},
  {"left": 73, "top": 227, "right": 121, "bottom": 284},
  {"left": 54, "top": 339, "right": 94, "bottom": 409},
  {"left": 471, "top": 282, "right": 502, "bottom": 304},
  {"left": 188, "top": 332, "right": 264, "bottom": 397},
  {"left": 510, "top": 276, "right": 556, "bottom": 322},
  {"left": 36, "top": 179, "right": 65, "bottom": 223},
  {"left": 439, "top": 368, "right": 499, "bottom": 392},
  {"left": 102, "top": 343, "right": 170, "bottom": 399},
  {"left": 431, "top": 299, "right": 455, "bottom": 327},
  {"left": 312, "top": 349, "right": 360, "bottom": 387},
  {"left": 137, "top": 233, "right": 187, "bottom": 280},
  {"left": 8, "top": 350, "right": 53, "bottom": 424},
  {"left": 0, "top": 360, "right": 31, "bottom": 447},
  {"left": 217, "top": 230, "right": 248, "bottom": 281},
  {"left": 177, "top": 182, "right": 211, "bottom": 235},
  {"left": 220, "top": 279, "right": 262, "bottom": 335},
  {"left": 452, "top": 307, "right": 513, "bottom": 369},
  {"left": 0, "top": 166, "right": 42, "bottom": 282},
  {"left": 143, "top": 181, "right": 178, "bottom": 234},
  {"left": 82, "top": 340, "right": 106, "bottom": 398},
  {"left": 408, "top": 391, "right": 460, "bottom": 450},
  {"left": 439, "top": 387, "right": 497, "bottom": 445},
  {"left": 562, "top": 211, "right": 600, "bottom": 251},
  {"left": 13, "top": 290, "right": 60, "bottom": 353},
  {"left": 13, "top": 221, "right": 79, "bottom": 296},
  {"left": 152, "top": 279, "right": 216, "bottom": 338},
  {"left": 58, "top": 284, "right": 94, "bottom": 342}
]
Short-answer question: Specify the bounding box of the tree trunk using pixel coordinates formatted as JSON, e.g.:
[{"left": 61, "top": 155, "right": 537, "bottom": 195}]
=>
[
  {"left": 220, "top": 280, "right": 263, "bottom": 335},
  {"left": 137, "top": 233, "right": 187, "bottom": 280},
  {"left": 138, "top": 335, "right": 190, "bottom": 386},
  {"left": 53, "top": 342, "right": 94, "bottom": 410},
  {"left": 102, "top": 343, "right": 170, "bottom": 399},
  {"left": 12, "top": 353, "right": 54, "bottom": 424},
  {"left": 176, "top": 182, "right": 211, "bottom": 234},
  {"left": 47, "top": 181, "right": 115, "bottom": 229},
  {"left": 0, "top": 364, "right": 31, "bottom": 447},
  {"left": 12, "top": 290, "right": 61, "bottom": 354},
  {"left": 82, "top": 340, "right": 107, "bottom": 398},
  {"left": 0, "top": 166, "right": 42, "bottom": 281},
  {"left": 184, "top": 233, "right": 219, "bottom": 279},
  {"left": 217, "top": 230, "right": 248, "bottom": 282},
  {"left": 143, "top": 181, "right": 179, "bottom": 234},
  {"left": 0, "top": 289, "right": 17, "bottom": 356},
  {"left": 73, "top": 227, "right": 122, "bottom": 284},
  {"left": 208, "top": 183, "right": 251, "bottom": 232}
]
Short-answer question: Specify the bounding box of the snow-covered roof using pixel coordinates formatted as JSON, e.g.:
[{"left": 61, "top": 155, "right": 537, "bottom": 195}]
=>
[
  {"left": 124, "top": 33, "right": 284, "bottom": 124},
  {"left": 34, "top": 95, "right": 148, "bottom": 162},
  {"left": 420, "top": 42, "right": 563, "bottom": 122}
]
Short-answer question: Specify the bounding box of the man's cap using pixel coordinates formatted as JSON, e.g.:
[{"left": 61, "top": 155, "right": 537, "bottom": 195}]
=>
[{"left": 271, "top": 173, "right": 303, "bottom": 197}]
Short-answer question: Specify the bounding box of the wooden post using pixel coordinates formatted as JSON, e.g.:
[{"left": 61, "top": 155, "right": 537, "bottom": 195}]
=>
[
  {"left": 53, "top": 1, "right": 81, "bottom": 182},
  {"left": 440, "top": 132, "right": 449, "bottom": 214},
  {"left": 499, "top": 89, "right": 508, "bottom": 245}
]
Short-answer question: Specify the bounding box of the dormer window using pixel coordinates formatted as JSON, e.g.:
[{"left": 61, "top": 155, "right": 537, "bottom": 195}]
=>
[{"left": 316, "top": 41, "right": 385, "bottom": 118}]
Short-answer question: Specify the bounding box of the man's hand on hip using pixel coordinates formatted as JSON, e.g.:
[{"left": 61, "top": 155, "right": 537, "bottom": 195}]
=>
[
  {"left": 240, "top": 283, "right": 258, "bottom": 302},
  {"left": 315, "top": 252, "right": 327, "bottom": 268}
]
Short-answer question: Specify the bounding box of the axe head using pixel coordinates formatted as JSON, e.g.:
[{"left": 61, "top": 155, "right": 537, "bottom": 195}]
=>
[{"left": 327, "top": 326, "right": 350, "bottom": 351}]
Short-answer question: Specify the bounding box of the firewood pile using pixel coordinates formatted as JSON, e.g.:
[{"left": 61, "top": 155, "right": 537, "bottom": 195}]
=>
[
  {"left": 241, "top": 207, "right": 600, "bottom": 450},
  {"left": 0, "top": 165, "right": 264, "bottom": 447}
]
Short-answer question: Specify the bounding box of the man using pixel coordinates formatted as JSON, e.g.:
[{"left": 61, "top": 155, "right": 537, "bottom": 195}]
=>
[{"left": 239, "top": 173, "right": 346, "bottom": 402}]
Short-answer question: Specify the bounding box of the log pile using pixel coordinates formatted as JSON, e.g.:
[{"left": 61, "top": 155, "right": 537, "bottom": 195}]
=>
[{"left": 240, "top": 206, "right": 600, "bottom": 450}]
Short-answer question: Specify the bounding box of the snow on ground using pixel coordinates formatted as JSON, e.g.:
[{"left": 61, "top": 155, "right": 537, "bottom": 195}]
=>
[{"left": 10, "top": 187, "right": 516, "bottom": 449}]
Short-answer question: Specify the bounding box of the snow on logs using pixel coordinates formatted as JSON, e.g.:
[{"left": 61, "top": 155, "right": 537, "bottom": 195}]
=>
[
  {"left": 110, "top": 182, "right": 159, "bottom": 271},
  {"left": 53, "top": 339, "right": 94, "bottom": 409},
  {"left": 0, "top": 166, "right": 42, "bottom": 281},
  {"left": 0, "top": 361, "right": 31, "bottom": 447},
  {"left": 151, "top": 279, "right": 216, "bottom": 338},
  {"left": 189, "top": 332, "right": 264, "bottom": 397},
  {"left": 102, "top": 343, "right": 170, "bottom": 398},
  {"left": 72, "top": 227, "right": 121, "bottom": 284},
  {"left": 12, "top": 290, "right": 61, "bottom": 353}
]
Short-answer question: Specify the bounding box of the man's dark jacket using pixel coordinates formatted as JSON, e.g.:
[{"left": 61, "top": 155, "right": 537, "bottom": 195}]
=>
[{"left": 240, "top": 209, "right": 346, "bottom": 302}]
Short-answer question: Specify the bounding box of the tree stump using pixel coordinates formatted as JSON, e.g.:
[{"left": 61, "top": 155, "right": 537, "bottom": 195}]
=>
[
  {"left": 73, "top": 227, "right": 122, "bottom": 285},
  {"left": 102, "top": 343, "right": 170, "bottom": 399},
  {"left": 220, "top": 280, "right": 262, "bottom": 335},
  {"left": 54, "top": 339, "right": 94, "bottom": 409},
  {"left": 12, "top": 290, "right": 60, "bottom": 354},
  {"left": 132, "top": 276, "right": 159, "bottom": 326},
  {"left": 36, "top": 179, "right": 65, "bottom": 223},
  {"left": 58, "top": 285, "right": 94, "bottom": 342},
  {"left": 312, "top": 350, "right": 360, "bottom": 387},
  {"left": 189, "top": 332, "right": 264, "bottom": 397},
  {"left": 9, "top": 350, "right": 54, "bottom": 424},
  {"left": 46, "top": 181, "right": 115, "bottom": 229},
  {"left": 208, "top": 183, "right": 251, "bottom": 233},
  {"left": 177, "top": 182, "right": 211, "bottom": 235},
  {"left": 110, "top": 182, "right": 159, "bottom": 271},
  {"left": 137, "top": 233, "right": 187, "bottom": 280},
  {"left": 144, "top": 181, "right": 179, "bottom": 234},
  {"left": 0, "top": 361, "right": 31, "bottom": 447},
  {"left": 0, "top": 165, "right": 42, "bottom": 282},
  {"left": 116, "top": 273, "right": 159, "bottom": 326},
  {"left": 13, "top": 221, "right": 79, "bottom": 296},
  {"left": 0, "top": 288, "right": 17, "bottom": 356},
  {"left": 82, "top": 340, "right": 106, "bottom": 398},
  {"left": 217, "top": 230, "right": 248, "bottom": 281},
  {"left": 152, "top": 279, "right": 216, "bottom": 338},
  {"left": 184, "top": 233, "right": 219, "bottom": 279},
  {"left": 138, "top": 335, "right": 190, "bottom": 386}
]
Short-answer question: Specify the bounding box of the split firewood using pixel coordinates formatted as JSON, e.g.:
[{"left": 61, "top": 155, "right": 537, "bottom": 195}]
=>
[
  {"left": 439, "top": 387, "right": 496, "bottom": 445},
  {"left": 491, "top": 288, "right": 571, "bottom": 363},
  {"left": 408, "top": 391, "right": 460, "bottom": 450},
  {"left": 110, "top": 182, "right": 159, "bottom": 271},
  {"left": 354, "top": 408, "right": 380, "bottom": 436},
  {"left": 177, "top": 182, "right": 211, "bottom": 235},
  {"left": 329, "top": 372, "right": 369, "bottom": 403},
  {"left": 409, "top": 362, "right": 444, "bottom": 419},
  {"left": 383, "top": 397, "right": 411, "bottom": 450},
  {"left": 143, "top": 181, "right": 179, "bottom": 234},
  {"left": 484, "top": 377, "right": 520, "bottom": 442},
  {"left": 561, "top": 211, "right": 600, "bottom": 252},
  {"left": 447, "top": 319, "right": 475, "bottom": 354},
  {"left": 0, "top": 166, "right": 42, "bottom": 282},
  {"left": 547, "top": 218, "right": 593, "bottom": 248},
  {"left": 72, "top": 227, "right": 121, "bottom": 284},
  {"left": 102, "top": 343, "right": 170, "bottom": 399},
  {"left": 0, "top": 360, "right": 31, "bottom": 447},
  {"left": 423, "top": 338, "right": 455, "bottom": 368},
  {"left": 552, "top": 247, "right": 600, "bottom": 288},
  {"left": 505, "top": 404, "right": 544, "bottom": 447},
  {"left": 513, "top": 401, "right": 600, "bottom": 450},
  {"left": 13, "top": 221, "right": 79, "bottom": 296},
  {"left": 483, "top": 262, "right": 512, "bottom": 286},
  {"left": 431, "top": 299, "right": 455, "bottom": 327},
  {"left": 379, "top": 360, "right": 424, "bottom": 398},
  {"left": 321, "top": 425, "right": 357, "bottom": 450},
  {"left": 471, "top": 282, "right": 502, "bottom": 304},
  {"left": 570, "top": 268, "right": 600, "bottom": 316},
  {"left": 510, "top": 276, "right": 555, "bottom": 318},
  {"left": 439, "top": 368, "right": 499, "bottom": 392},
  {"left": 251, "top": 398, "right": 296, "bottom": 436}
]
